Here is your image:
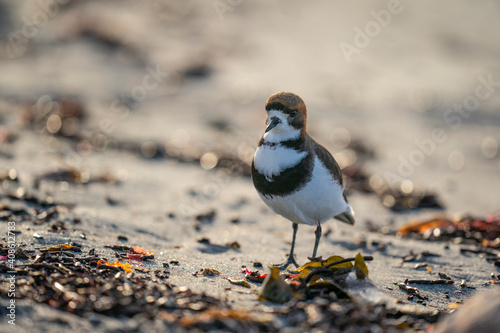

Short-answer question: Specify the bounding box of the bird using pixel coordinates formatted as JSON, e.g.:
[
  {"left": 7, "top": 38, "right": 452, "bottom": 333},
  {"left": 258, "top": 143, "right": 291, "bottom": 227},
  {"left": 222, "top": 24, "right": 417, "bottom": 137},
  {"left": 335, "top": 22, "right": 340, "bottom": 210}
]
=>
[{"left": 251, "top": 91, "right": 355, "bottom": 269}]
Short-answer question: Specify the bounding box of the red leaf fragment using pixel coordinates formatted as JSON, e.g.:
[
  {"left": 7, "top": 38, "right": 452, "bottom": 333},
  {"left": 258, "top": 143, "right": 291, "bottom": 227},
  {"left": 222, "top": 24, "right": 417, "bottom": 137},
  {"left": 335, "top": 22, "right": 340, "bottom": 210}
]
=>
[
  {"left": 242, "top": 267, "right": 267, "bottom": 283},
  {"left": 126, "top": 246, "right": 154, "bottom": 261}
]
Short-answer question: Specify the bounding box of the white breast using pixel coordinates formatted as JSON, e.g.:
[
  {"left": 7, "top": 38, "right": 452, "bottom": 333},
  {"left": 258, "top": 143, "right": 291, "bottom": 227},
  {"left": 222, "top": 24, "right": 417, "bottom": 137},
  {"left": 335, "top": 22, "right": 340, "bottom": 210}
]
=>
[
  {"left": 259, "top": 155, "right": 348, "bottom": 226},
  {"left": 253, "top": 145, "right": 307, "bottom": 178}
]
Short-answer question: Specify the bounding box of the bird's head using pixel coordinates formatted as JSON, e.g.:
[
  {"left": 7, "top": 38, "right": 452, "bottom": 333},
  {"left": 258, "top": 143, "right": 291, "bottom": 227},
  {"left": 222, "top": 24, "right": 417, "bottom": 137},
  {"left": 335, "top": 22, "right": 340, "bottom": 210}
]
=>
[{"left": 263, "top": 91, "right": 307, "bottom": 142}]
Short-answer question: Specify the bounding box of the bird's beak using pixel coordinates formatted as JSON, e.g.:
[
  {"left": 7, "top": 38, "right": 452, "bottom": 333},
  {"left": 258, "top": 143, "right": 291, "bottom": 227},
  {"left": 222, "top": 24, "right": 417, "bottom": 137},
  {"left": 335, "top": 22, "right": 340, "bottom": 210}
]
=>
[{"left": 265, "top": 117, "right": 281, "bottom": 133}]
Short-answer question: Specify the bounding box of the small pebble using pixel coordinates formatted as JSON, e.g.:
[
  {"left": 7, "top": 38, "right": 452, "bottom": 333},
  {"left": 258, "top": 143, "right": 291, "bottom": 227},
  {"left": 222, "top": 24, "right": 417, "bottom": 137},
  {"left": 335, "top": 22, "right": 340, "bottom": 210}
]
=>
[{"left": 253, "top": 261, "right": 263, "bottom": 268}]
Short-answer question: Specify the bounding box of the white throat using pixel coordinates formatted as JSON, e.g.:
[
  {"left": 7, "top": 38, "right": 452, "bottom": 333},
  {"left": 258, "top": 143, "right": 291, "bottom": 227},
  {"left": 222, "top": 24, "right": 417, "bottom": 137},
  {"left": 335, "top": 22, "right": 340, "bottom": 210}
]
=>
[
  {"left": 253, "top": 145, "right": 307, "bottom": 178},
  {"left": 262, "top": 110, "right": 301, "bottom": 143}
]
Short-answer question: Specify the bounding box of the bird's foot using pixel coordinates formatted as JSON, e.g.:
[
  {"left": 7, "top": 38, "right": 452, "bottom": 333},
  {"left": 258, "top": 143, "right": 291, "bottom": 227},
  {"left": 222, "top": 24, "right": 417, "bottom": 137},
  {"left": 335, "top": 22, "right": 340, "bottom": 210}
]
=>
[
  {"left": 307, "top": 256, "right": 324, "bottom": 263},
  {"left": 274, "top": 255, "right": 300, "bottom": 271}
]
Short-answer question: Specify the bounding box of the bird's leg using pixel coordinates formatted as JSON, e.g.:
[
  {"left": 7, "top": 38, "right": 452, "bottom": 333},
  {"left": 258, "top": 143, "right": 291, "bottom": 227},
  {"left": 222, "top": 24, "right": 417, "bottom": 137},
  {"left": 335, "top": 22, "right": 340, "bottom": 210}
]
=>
[
  {"left": 289, "top": 222, "right": 298, "bottom": 262},
  {"left": 275, "top": 223, "right": 299, "bottom": 270},
  {"left": 311, "top": 224, "right": 322, "bottom": 259}
]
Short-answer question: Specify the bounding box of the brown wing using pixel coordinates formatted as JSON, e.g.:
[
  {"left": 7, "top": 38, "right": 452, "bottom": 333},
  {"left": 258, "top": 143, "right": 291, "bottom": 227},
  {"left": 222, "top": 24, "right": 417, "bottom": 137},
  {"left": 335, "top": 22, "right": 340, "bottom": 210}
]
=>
[{"left": 307, "top": 135, "right": 343, "bottom": 186}]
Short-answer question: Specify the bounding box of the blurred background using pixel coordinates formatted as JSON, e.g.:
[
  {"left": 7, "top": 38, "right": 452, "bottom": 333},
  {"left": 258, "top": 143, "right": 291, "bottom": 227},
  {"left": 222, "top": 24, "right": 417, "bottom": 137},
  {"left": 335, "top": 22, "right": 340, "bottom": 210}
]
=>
[
  {"left": 2, "top": 3, "right": 500, "bottom": 323},
  {"left": 0, "top": 0, "right": 499, "bottom": 220}
]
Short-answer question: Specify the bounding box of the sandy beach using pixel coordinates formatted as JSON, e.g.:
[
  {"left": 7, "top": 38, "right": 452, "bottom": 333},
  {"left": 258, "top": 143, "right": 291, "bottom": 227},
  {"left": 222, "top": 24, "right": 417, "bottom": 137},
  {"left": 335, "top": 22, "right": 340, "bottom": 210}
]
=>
[{"left": 1, "top": 1, "right": 499, "bottom": 332}]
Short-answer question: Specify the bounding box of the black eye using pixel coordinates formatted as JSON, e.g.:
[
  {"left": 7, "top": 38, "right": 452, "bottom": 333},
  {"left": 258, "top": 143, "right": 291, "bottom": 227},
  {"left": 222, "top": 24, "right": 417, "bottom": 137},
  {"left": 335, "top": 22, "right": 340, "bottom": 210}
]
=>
[{"left": 289, "top": 110, "right": 297, "bottom": 117}]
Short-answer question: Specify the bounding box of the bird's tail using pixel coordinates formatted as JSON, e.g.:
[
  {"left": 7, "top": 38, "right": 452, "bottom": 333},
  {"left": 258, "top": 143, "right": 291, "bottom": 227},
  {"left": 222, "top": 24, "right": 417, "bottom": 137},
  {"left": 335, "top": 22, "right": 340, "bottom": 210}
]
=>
[{"left": 334, "top": 206, "right": 355, "bottom": 225}]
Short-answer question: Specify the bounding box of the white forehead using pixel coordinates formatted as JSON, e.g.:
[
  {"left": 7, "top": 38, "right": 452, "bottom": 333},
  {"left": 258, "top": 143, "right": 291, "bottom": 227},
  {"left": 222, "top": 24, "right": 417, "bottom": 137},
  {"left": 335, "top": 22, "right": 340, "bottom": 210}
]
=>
[{"left": 267, "top": 109, "right": 287, "bottom": 119}]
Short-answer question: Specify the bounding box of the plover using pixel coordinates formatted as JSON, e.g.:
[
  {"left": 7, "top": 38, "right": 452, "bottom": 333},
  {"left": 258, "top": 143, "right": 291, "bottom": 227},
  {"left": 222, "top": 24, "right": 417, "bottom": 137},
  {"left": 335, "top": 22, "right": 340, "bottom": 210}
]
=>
[{"left": 251, "top": 91, "right": 355, "bottom": 269}]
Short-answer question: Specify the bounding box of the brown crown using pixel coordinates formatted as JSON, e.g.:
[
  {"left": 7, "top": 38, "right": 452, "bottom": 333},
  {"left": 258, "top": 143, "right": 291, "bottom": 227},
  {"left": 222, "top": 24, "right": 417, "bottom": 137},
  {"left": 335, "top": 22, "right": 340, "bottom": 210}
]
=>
[{"left": 265, "top": 91, "right": 307, "bottom": 114}]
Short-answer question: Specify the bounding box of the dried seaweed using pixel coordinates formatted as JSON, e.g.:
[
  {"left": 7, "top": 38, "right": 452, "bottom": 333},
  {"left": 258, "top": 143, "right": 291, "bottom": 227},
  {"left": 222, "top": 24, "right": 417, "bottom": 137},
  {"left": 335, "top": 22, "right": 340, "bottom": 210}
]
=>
[{"left": 399, "top": 214, "right": 500, "bottom": 256}]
